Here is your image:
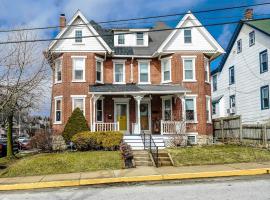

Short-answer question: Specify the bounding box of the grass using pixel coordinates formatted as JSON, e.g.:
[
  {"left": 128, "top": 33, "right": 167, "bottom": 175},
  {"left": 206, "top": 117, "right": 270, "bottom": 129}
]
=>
[
  {"left": 167, "top": 144, "right": 270, "bottom": 166},
  {"left": 0, "top": 151, "right": 122, "bottom": 177}
]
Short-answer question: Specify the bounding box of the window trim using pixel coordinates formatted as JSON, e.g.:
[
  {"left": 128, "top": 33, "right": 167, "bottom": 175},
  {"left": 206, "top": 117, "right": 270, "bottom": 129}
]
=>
[
  {"left": 161, "top": 57, "right": 172, "bottom": 83},
  {"left": 184, "top": 95, "right": 197, "bottom": 123},
  {"left": 260, "top": 50, "right": 268, "bottom": 74},
  {"left": 74, "top": 29, "right": 83, "bottom": 43},
  {"left": 229, "top": 66, "right": 235, "bottom": 85},
  {"left": 136, "top": 32, "right": 144, "bottom": 46},
  {"left": 54, "top": 58, "right": 62, "bottom": 84},
  {"left": 229, "top": 95, "right": 236, "bottom": 109},
  {"left": 212, "top": 74, "right": 217, "bottom": 92},
  {"left": 161, "top": 96, "right": 173, "bottom": 121},
  {"left": 95, "top": 56, "right": 104, "bottom": 83},
  {"left": 237, "top": 39, "right": 242, "bottom": 53},
  {"left": 96, "top": 98, "right": 104, "bottom": 122},
  {"left": 261, "top": 85, "right": 269, "bottom": 110},
  {"left": 118, "top": 34, "right": 125, "bottom": 45},
  {"left": 249, "top": 31, "right": 255, "bottom": 47},
  {"left": 206, "top": 96, "right": 211, "bottom": 123},
  {"left": 54, "top": 96, "right": 63, "bottom": 124},
  {"left": 184, "top": 29, "right": 192, "bottom": 44},
  {"left": 204, "top": 57, "right": 210, "bottom": 83},
  {"left": 71, "top": 95, "right": 86, "bottom": 116},
  {"left": 113, "top": 60, "right": 126, "bottom": 84},
  {"left": 138, "top": 60, "right": 151, "bottom": 84},
  {"left": 72, "top": 56, "right": 86, "bottom": 82},
  {"left": 182, "top": 56, "right": 197, "bottom": 82}
]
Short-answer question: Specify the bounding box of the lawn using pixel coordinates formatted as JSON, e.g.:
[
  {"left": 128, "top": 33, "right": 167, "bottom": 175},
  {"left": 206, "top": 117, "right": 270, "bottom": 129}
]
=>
[
  {"left": 0, "top": 151, "right": 122, "bottom": 177},
  {"left": 167, "top": 145, "right": 270, "bottom": 166}
]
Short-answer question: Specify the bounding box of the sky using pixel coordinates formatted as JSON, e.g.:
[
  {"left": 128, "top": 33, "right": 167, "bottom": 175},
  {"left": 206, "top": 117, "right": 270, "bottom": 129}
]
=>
[{"left": 0, "top": 0, "right": 269, "bottom": 116}]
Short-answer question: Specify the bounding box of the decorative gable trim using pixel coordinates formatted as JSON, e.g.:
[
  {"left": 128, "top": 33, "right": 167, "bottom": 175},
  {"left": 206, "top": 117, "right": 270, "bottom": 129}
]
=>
[{"left": 48, "top": 10, "right": 112, "bottom": 53}]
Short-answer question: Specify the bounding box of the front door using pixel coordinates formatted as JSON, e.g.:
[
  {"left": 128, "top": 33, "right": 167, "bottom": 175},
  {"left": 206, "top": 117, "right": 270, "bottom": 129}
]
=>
[
  {"left": 115, "top": 103, "right": 128, "bottom": 131},
  {"left": 140, "top": 102, "right": 151, "bottom": 131}
]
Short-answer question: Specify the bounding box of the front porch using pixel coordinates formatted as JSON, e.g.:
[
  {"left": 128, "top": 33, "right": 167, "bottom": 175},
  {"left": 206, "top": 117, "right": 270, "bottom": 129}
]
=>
[{"left": 89, "top": 84, "right": 189, "bottom": 135}]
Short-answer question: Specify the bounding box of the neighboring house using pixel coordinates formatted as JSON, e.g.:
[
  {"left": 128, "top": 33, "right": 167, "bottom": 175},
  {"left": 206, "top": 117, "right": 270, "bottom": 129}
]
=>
[
  {"left": 46, "top": 10, "right": 224, "bottom": 145},
  {"left": 211, "top": 9, "right": 270, "bottom": 123}
]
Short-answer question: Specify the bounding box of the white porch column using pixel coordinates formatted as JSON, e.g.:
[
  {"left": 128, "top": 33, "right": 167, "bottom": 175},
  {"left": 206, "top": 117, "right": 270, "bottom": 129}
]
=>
[
  {"left": 180, "top": 95, "right": 186, "bottom": 121},
  {"left": 92, "top": 94, "right": 101, "bottom": 132},
  {"left": 133, "top": 95, "right": 144, "bottom": 134}
]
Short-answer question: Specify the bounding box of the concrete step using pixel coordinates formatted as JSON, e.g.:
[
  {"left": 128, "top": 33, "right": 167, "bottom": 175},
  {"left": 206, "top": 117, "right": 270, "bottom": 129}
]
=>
[
  {"left": 134, "top": 157, "right": 152, "bottom": 162},
  {"left": 159, "top": 160, "right": 173, "bottom": 166},
  {"left": 135, "top": 161, "right": 153, "bottom": 166},
  {"left": 158, "top": 157, "right": 171, "bottom": 162}
]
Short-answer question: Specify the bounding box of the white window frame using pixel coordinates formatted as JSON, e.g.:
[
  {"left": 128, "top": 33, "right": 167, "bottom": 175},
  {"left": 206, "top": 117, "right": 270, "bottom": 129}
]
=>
[
  {"left": 206, "top": 96, "right": 211, "bottom": 123},
  {"left": 118, "top": 34, "right": 125, "bottom": 45},
  {"left": 187, "top": 133, "right": 198, "bottom": 144},
  {"left": 95, "top": 56, "right": 104, "bottom": 83},
  {"left": 204, "top": 58, "right": 210, "bottom": 83},
  {"left": 54, "top": 96, "right": 63, "bottom": 124},
  {"left": 74, "top": 29, "right": 83, "bottom": 44},
  {"left": 136, "top": 32, "right": 144, "bottom": 46},
  {"left": 184, "top": 95, "right": 197, "bottom": 123},
  {"left": 96, "top": 98, "right": 104, "bottom": 122},
  {"left": 161, "top": 95, "right": 173, "bottom": 121},
  {"left": 72, "top": 56, "right": 86, "bottom": 82},
  {"left": 182, "top": 56, "right": 197, "bottom": 82},
  {"left": 184, "top": 29, "right": 192, "bottom": 44},
  {"left": 113, "top": 60, "right": 126, "bottom": 84},
  {"left": 71, "top": 95, "right": 86, "bottom": 116},
  {"left": 138, "top": 60, "right": 151, "bottom": 84},
  {"left": 237, "top": 39, "right": 242, "bottom": 53},
  {"left": 54, "top": 58, "right": 62, "bottom": 84},
  {"left": 249, "top": 31, "right": 255, "bottom": 46},
  {"left": 161, "top": 57, "right": 172, "bottom": 83}
]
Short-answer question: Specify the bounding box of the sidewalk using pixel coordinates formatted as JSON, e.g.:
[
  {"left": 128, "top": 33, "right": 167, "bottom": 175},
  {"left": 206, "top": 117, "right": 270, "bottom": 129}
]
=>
[{"left": 0, "top": 162, "right": 270, "bottom": 191}]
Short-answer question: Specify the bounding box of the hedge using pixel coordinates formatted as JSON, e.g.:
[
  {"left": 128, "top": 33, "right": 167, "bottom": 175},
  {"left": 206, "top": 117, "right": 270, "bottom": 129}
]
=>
[{"left": 71, "top": 131, "right": 123, "bottom": 151}]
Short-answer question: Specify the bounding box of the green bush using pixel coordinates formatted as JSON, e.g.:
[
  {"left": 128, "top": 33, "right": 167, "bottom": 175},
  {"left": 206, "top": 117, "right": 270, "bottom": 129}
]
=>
[
  {"left": 71, "top": 131, "right": 123, "bottom": 151},
  {"left": 62, "top": 108, "right": 89, "bottom": 142}
]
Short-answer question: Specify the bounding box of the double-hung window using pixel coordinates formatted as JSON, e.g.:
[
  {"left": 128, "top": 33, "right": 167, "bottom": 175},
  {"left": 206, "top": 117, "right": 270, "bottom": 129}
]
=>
[
  {"left": 229, "top": 95, "right": 236, "bottom": 108},
  {"left": 261, "top": 85, "right": 269, "bottom": 110},
  {"left": 161, "top": 58, "right": 171, "bottom": 83},
  {"left": 72, "top": 57, "right": 85, "bottom": 82},
  {"left": 237, "top": 39, "right": 242, "bottom": 53},
  {"left": 184, "top": 29, "right": 192, "bottom": 43},
  {"left": 206, "top": 96, "right": 211, "bottom": 123},
  {"left": 136, "top": 32, "right": 144, "bottom": 45},
  {"left": 229, "top": 66, "right": 235, "bottom": 85},
  {"left": 72, "top": 95, "right": 86, "bottom": 115},
  {"left": 75, "top": 30, "right": 82, "bottom": 43},
  {"left": 183, "top": 56, "right": 196, "bottom": 81},
  {"left": 118, "top": 34, "right": 125, "bottom": 45},
  {"left": 212, "top": 102, "right": 217, "bottom": 115},
  {"left": 54, "top": 97, "right": 62, "bottom": 124},
  {"left": 205, "top": 58, "right": 210, "bottom": 82},
  {"left": 55, "top": 59, "right": 62, "bottom": 83},
  {"left": 138, "top": 61, "right": 150, "bottom": 83},
  {"left": 260, "top": 50, "right": 268, "bottom": 73},
  {"left": 96, "top": 58, "right": 103, "bottom": 83},
  {"left": 185, "top": 96, "right": 197, "bottom": 122},
  {"left": 212, "top": 74, "right": 217, "bottom": 91},
  {"left": 114, "top": 61, "right": 125, "bottom": 83},
  {"left": 249, "top": 31, "right": 255, "bottom": 46},
  {"left": 162, "top": 98, "right": 172, "bottom": 121},
  {"left": 96, "top": 99, "right": 103, "bottom": 122}
]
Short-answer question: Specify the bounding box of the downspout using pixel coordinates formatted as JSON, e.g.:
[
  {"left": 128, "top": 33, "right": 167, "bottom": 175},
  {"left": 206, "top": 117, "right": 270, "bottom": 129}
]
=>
[{"left": 90, "top": 94, "right": 93, "bottom": 131}]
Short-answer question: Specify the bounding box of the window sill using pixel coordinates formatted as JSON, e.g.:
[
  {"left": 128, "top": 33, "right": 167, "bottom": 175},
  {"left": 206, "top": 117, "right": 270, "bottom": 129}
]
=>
[
  {"left": 72, "top": 80, "right": 86, "bottom": 83},
  {"left": 161, "top": 80, "right": 172, "bottom": 84},
  {"left": 138, "top": 82, "right": 151, "bottom": 85},
  {"left": 54, "top": 81, "right": 62, "bottom": 85},
  {"left": 186, "top": 121, "right": 198, "bottom": 124},
  {"left": 113, "top": 82, "right": 126, "bottom": 84},
  {"left": 95, "top": 81, "right": 104, "bottom": 84},
  {"left": 72, "top": 43, "right": 85, "bottom": 45},
  {"left": 54, "top": 122, "right": 62, "bottom": 125},
  {"left": 205, "top": 81, "right": 211, "bottom": 84},
  {"left": 207, "top": 121, "right": 212, "bottom": 124}
]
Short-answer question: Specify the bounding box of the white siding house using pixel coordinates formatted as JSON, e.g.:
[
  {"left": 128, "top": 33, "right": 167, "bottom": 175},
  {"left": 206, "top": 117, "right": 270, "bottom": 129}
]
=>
[{"left": 211, "top": 18, "right": 270, "bottom": 124}]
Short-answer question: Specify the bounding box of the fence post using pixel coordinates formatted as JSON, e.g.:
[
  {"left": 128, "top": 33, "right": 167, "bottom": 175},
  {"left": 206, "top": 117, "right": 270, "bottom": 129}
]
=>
[
  {"left": 221, "top": 119, "right": 224, "bottom": 143},
  {"left": 262, "top": 124, "right": 267, "bottom": 146},
  {"left": 239, "top": 116, "right": 243, "bottom": 143}
]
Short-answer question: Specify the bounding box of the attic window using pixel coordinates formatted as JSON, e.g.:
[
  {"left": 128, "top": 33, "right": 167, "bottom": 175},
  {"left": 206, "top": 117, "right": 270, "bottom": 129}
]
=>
[
  {"left": 75, "top": 30, "right": 82, "bottom": 43},
  {"left": 184, "top": 29, "right": 192, "bottom": 43},
  {"left": 118, "top": 34, "right": 125, "bottom": 45},
  {"left": 136, "top": 32, "right": 144, "bottom": 45}
]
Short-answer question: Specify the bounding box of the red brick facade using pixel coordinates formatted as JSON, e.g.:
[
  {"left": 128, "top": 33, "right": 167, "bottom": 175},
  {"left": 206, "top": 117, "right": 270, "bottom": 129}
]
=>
[{"left": 51, "top": 52, "right": 212, "bottom": 136}]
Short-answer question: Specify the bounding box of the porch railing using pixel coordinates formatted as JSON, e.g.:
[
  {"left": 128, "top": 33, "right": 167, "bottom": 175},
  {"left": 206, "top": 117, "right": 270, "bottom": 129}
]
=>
[
  {"left": 141, "top": 131, "right": 159, "bottom": 167},
  {"left": 93, "top": 122, "right": 119, "bottom": 132},
  {"left": 160, "top": 120, "right": 186, "bottom": 135}
]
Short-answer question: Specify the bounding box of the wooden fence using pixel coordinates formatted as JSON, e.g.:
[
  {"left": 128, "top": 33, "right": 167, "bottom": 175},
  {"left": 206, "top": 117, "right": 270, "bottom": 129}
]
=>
[{"left": 213, "top": 115, "right": 270, "bottom": 147}]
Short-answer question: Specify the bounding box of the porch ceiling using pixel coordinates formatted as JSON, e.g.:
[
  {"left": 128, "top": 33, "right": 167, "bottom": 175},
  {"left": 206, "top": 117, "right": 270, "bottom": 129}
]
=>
[{"left": 89, "top": 84, "right": 190, "bottom": 95}]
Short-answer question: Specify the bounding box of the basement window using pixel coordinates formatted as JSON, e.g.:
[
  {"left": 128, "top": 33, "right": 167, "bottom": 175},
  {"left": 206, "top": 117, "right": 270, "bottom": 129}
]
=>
[{"left": 187, "top": 135, "right": 197, "bottom": 145}]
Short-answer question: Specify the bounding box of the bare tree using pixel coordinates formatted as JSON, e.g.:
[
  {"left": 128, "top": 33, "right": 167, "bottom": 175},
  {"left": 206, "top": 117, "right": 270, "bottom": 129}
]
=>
[{"left": 0, "top": 30, "right": 50, "bottom": 158}]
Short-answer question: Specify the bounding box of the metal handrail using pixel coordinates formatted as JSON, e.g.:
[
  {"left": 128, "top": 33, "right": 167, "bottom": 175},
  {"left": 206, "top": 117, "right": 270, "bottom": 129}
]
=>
[{"left": 141, "top": 131, "right": 159, "bottom": 167}]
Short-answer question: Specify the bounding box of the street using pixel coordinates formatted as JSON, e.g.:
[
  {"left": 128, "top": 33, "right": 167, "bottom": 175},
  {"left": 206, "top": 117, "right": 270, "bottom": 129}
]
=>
[{"left": 1, "top": 175, "right": 270, "bottom": 200}]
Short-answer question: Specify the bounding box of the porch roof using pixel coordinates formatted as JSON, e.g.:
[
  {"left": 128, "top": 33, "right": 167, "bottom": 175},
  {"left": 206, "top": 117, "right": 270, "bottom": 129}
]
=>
[{"left": 89, "top": 84, "right": 189, "bottom": 95}]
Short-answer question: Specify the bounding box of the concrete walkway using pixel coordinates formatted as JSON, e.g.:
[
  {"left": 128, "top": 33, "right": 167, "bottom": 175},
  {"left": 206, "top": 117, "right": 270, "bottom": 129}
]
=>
[{"left": 0, "top": 161, "right": 270, "bottom": 186}]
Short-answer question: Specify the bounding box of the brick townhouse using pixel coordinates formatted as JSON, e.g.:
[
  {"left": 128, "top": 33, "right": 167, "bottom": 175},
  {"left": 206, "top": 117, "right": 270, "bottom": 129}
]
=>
[{"left": 45, "top": 10, "right": 224, "bottom": 145}]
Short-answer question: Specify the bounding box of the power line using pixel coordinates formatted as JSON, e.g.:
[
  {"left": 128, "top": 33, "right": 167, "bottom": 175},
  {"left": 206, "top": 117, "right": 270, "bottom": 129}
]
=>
[
  {"left": 0, "top": 2, "right": 269, "bottom": 33},
  {"left": 0, "top": 17, "right": 269, "bottom": 45}
]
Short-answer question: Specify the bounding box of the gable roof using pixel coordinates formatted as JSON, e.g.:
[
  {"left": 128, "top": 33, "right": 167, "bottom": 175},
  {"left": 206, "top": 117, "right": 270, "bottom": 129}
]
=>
[
  {"left": 48, "top": 10, "right": 112, "bottom": 52},
  {"left": 157, "top": 12, "right": 225, "bottom": 55},
  {"left": 211, "top": 18, "right": 270, "bottom": 75}
]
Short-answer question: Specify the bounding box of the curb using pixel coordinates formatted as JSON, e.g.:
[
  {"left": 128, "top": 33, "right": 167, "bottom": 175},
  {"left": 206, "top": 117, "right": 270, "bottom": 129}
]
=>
[{"left": 0, "top": 168, "right": 269, "bottom": 191}]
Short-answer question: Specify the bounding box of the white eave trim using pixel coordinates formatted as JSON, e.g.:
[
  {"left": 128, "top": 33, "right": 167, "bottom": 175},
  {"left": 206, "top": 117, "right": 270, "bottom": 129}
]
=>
[{"left": 89, "top": 90, "right": 189, "bottom": 95}]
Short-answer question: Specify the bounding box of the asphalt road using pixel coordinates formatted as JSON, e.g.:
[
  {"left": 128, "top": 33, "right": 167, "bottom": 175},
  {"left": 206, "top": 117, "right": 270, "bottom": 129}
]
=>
[{"left": 1, "top": 175, "right": 270, "bottom": 200}]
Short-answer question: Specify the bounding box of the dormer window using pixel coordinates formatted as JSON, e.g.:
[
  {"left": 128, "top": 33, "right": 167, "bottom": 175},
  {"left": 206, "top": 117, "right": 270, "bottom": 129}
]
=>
[
  {"left": 184, "top": 29, "right": 192, "bottom": 43},
  {"left": 75, "top": 30, "right": 82, "bottom": 43},
  {"left": 136, "top": 32, "right": 144, "bottom": 45},
  {"left": 118, "top": 34, "right": 125, "bottom": 45}
]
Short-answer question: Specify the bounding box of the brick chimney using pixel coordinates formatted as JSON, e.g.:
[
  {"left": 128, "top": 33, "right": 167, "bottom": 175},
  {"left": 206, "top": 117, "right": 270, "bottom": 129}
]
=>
[
  {"left": 59, "top": 14, "right": 66, "bottom": 31},
  {"left": 244, "top": 9, "right": 253, "bottom": 20}
]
